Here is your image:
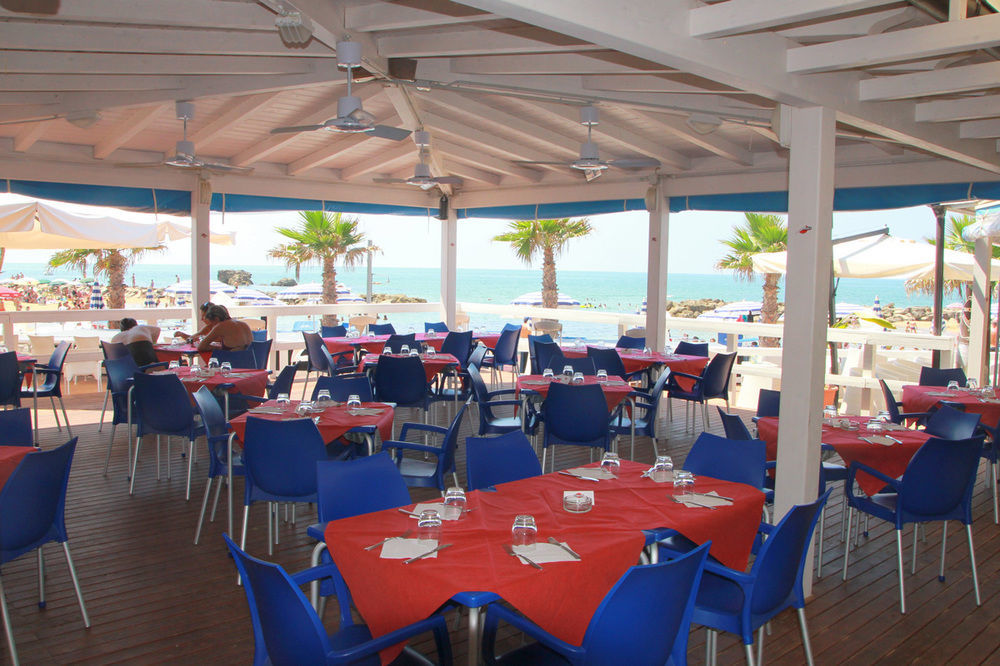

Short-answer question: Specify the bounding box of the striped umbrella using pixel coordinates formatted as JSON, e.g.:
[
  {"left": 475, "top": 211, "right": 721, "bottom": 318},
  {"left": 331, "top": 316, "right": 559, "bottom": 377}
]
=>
[
  {"left": 89, "top": 282, "right": 104, "bottom": 310},
  {"left": 144, "top": 287, "right": 155, "bottom": 308},
  {"left": 873, "top": 295, "right": 882, "bottom": 317}
]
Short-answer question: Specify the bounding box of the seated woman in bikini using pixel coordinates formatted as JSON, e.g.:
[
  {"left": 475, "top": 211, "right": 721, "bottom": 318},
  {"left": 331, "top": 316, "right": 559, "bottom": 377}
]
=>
[
  {"left": 196, "top": 304, "right": 253, "bottom": 352},
  {"left": 174, "top": 301, "right": 215, "bottom": 343}
]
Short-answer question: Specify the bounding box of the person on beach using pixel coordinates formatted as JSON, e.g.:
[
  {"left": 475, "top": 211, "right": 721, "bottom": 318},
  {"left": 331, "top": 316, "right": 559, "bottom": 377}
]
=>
[
  {"left": 174, "top": 302, "right": 215, "bottom": 343},
  {"left": 197, "top": 304, "right": 253, "bottom": 352},
  {"left": 112, "top": 318, "right": 162, "bottom": 366}
]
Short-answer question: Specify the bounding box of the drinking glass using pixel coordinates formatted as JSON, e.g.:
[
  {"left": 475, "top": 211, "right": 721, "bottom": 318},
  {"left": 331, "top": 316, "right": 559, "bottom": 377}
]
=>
[
  {"left": 296, "top": 401, "right": 314, "bottom": 416},
  {"left": 866, "top": 419, "right": 884, "bottom": 433},
  {"left": 511, "top": 515, "right": 537, "bottom": 551},
  {"left": 409, "top": 348, "right": 420, "bottom": 357},
  {"left": 947, "top": 380, "right": 960, "bottom": 391},
  {"left": 596, "top": 369, "right": 608, "bottom": 382},
  {"left": 572, "top": 371, "right": 584, "bottom": 384},
  {"left": 663, "top": 344, "right": 673, "bottom": 355},
  {"left": 643, "top": 346, "right": 651, "bottom": 355},
  {"left": 208, "top": 357, "right": 220, "bottom": 369},
  {"left": 650, "top": 455, "right": 673, "bottom": 483},
  {"left": 600, "top": 451, "right": 621, "bottom": 474},
  {"left": 876, "top": 410, "right": 891, "bottom": 423},
  {"left": 442, "top": 487, "right": 467, "bottom": 520},
  {"left": 416, "top": 509, "right": 442, "bottom": 546},
  {"left": 400, "top": 344, "right": 410, "bottom": 355},
  {"left": 220, "top": 361, "right": 232, "bottom": 376},
  {"left": 347, "top": 326, "right": 358, "bottom": 338},
  {"left": 425, "top": 346, "right": 436, "bottom": 357},
  {"left": 822, "top": 405, "right": 836, "bottom": 424},
  {"left": 346, "top": 394, "right": 362, "bottom": 409},
  {"left": 562, "top": 365, "right": 574, "bottom": 381},
  {"left": 316, "top": 389, "right": 331, "bottom": 407},
  {"left": 967, "top": 378, "right": 978, "bottom": 391},
  {"left": 0, "top": 346, "right": 6, "bottom": 354},
  {"left": 575, "top": 338, "right": 585, "bottom": 350},
  {"left": 408, "top": 326, "right": 416, "bottom": 335},
  {"left": 672, "top": 469, "right": 695, "bottom": 495},
  {"left": 275, "top": 393, "right": 291, "bottom": 409},
  {"left": 168, "top": 360, "right": 180, "bottom": 370},
  {"left": 542, "top": 368, "right": 554, "bottom": 379}
]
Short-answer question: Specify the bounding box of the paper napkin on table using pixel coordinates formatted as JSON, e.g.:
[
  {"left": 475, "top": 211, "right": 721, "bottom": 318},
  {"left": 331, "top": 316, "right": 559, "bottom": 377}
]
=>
[
  {"left": 410, "top": 502, "right": 464, "bottom": 521},
  {"left": 565, "top": 467, "right": 617, "bottom": 480},
  {"left": 861, "top": 435, "right": 896, "bottom": 446},
  {"left": 644, "top": 470, "right": 674, "bottom": 483},
  {"left": 881, "top": 422, "right": 907, "bottom": 431},
  {"left": 512, "top": 542, "right": 580, "bottom": 564},
  {"left": 249, "top": 406, "right": 285, "bottom": 414},
  {"left": 347, "top": 408, "right": 385, "bottom": 416},
  {"left": 678, "top": 491, "right": 733, "bottom": 508},
  {"left": 927, "top": 391, "right": 956, "bottom": 397},
  {"left": 380, "top": 538, "right": 440, "bottom": 560}
]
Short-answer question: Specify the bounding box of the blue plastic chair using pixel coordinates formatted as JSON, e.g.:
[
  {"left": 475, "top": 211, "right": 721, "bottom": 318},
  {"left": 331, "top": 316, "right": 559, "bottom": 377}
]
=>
[
  {"left": 191, "top": 386, "right": 241, "bottom": 545},
  {"left": 101, "top": 355, "right": 143, "bottom": 476},
  {"left": 223, "top": 533, "right": 453, "bottom": 666},
  {"left": 384, "top": 333, "right": 417, "bottom": 354},
  {"left": 0, "top": 408, "right": 32, "bottom": 447},
  {"left": 373, "top": 355, "right": 431, "bottom": 423},
  {"left": 716, "top": 407, "right": 754, "bottom": 441},
  {"left": 615, "top": 335, "right": 645, "bottom": 350},
  {"left": 433, "top": 331, "right": 475, "bottom": 403},
  {"left": 98, "top": 341, "right": 167, "bottom": 431},
  {"left": 533, "top": 340, "right": 564, "bottom": 376},
  {"left": 540, "top": 382, "right": 611, "bottom": 472},
  {"left": 0, "top": 439, "right": 89, "bottom": 666},
  {"left": 754, "top": 388, "right": 781, "bottom": 422},
  {"left": 666, "top": 352, "right": 736, "bottom": 432},
  {"left": 842, "top": 436, "right": 984, "bottom": 613},
  {"left": 383, "top": 401, "right": 468, "bottom": 490},
  {"left": 20, "top": 340, "right": 73, "bottom": 438},
  {"left": 0, "top": 351, "right": 22, "bottom": 410},
  {"left": 679, "top": 491, "right": 830, "bottom": 666},
  {"left": 250, "top": 339, "right": 272, "bottom": 370},
  {"left": 527, "top": 334, "right": 554, "bottom": 375},
  {"left": 251, "top": 329, "right": 268, "bottom": 343},
  {"left": 466, "top": 430, "right": 541, "bottom": 491},
  {"left": 368, "top": 322, "right": 396, "bottom": 335},
  {"left": 878, "top": 379, "right": 931, "bottom": 425},
  {"left": 321, "top": 324, "right": 347, "bottom": 338},
  {"left": 682, "top": 432, "right": 767, "bottom": 490},
  {"left": 301, "top": 332, "right": 354, "bottom": 400},
  {"left": 468, "top": 364, "right": 533, "bottom": 436},
  {"left": 425, "top": 321, "right": 449, "bottom": 333},
  {"left": 673, "top": 341, "right": 709, "bottom": 357},
  {"left": 211, "top": 348, "right": 258, "bottom": 369},
  {"left": 231, "top": 365, "right": 299, "bottom": 411},
  {"left": 482, "top": 324, "right": 520, "bottom": 386},
  {"left": 918, "top": 366, "right": 967, "bottom": 387},
  {"left": 311, "top": 374, "right": 374, "bottom": 402},
  {"left": 923, "top": 403, "right": 980, "bottom": 440},
  {"left": 482, "top": 542, "right": 710, "bottom": 666},
  {"left": 130, "top": 371, "right": 207, "bottom": 500},
  {"left": 610, "top": 370, "right": 671, "bottom": 459},
  {"left": 587, "top": 347, "right": 643, "bottom": 382},
  {"left": 440, "top": 331, "right": 474, "bottom": 367},
  {"left": 240, "top": 416, "right": 332, "bottom": 555}
]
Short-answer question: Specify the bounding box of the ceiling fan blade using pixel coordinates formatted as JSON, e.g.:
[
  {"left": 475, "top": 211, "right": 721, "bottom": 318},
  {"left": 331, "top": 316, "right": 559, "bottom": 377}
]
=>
[
  {"left": 432, "top": 176, "right": 463, "bottom": 185},
  {"left": 270, "top": 124, "right": 326, "bottom": 134},
  {"left": 369, "top": 125, "right": 412, "bottom": 141},
  {"left": 200, "top": 162, "right": 254, "bottom": 174},
  {"left": 372, "top": 177, "right": 408, "bottom": 184},
  {"left": 609, "top": 158, "right": 660, "bottom": 169},
  {"left": 114, "top": 161, "right": 167, "bottom": 168}
]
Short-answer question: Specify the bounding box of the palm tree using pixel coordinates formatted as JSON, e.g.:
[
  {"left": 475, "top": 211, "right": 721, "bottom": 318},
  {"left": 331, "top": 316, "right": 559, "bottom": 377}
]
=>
[
  {"left": 270, "top": 211, "right": 370, "bottom": 325},
  {"left": 716, "top": 212, "right": 788, "bottom": 346},
  {"left": 48, "top": 247, "right": 164, "bottom": 309},
  {"left": 267, "top": 242, "right": 309, "bottom": 282},
  {"left": 492, "top": 217, "right": 592, "bottom": 309}
]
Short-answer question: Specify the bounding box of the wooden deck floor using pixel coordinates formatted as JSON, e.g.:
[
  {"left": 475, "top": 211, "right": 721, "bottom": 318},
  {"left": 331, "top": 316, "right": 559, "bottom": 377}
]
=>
[{"left": 5, "top": 376, "right": 1000, "bottom": 664}]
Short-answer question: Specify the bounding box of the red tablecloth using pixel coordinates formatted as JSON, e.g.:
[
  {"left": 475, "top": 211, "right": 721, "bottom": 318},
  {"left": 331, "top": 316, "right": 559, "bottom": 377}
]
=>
[
  {"left": 230, "top": 400, "right": 394, "bottom": 445},
  {"left": 561, "top": 347, "right": 708, "bottom": 381},
  {"left": 324, "top": 460, "right": 763, "bottom": 662},
  {"left": 324, "top": 335, "right": 389, "bottom": 356},
  {"left": 154, "top": 343, "right": 211, "bottom": 365},
  {"left": 476, "top": 333, "right": 502, "bottom": 350},
  {"left": 15, "top": 352, "right": 35, "bottom": 365},
  {"left": 516, "top": 375, "right": 632, "bottom": 413},
  {"left": 756, "top": 415, "right": 930, "bottom": 496},
  {"left": 416, "top": 332, "right": 447, "bottom": 351},
  {"left": 0, "top": 446, "right": 34, "bottom": 489},
  {"left": 359, "top": 353, "right": 460, "bottom": 382},
  {"left": 901, "top": 384, "right": 1000, "bottom": 428},
  {"left": 153, "top": 367, "right": 269, "bottom": 397}
]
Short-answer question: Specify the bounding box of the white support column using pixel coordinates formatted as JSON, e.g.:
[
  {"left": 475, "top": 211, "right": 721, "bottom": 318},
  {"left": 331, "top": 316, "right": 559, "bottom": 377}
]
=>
[
  {"left": 190, "top": 178, "right": 212, "bottom": 325},
  {"left": 441, "top": 199, "right": 458, "bottom": 328},
  {"left": 967, "top": 236, "right": 992, "bottom": 384},
  {"left": 645, "top": 179, "right": 669, "bottom": 350},
  {"left": 775, "top": 106, "right": 835, "bottom": 592}
]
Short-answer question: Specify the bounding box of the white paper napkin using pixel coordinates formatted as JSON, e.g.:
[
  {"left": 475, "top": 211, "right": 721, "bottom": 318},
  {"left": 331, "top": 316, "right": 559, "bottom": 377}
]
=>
[
  {"left": 678, "top": 491, "right": 733, "bottom": 508},
  {"left": 881, "top": 422, "right": 907, "bottom": 431},
  {"left": 565, "top": 467, "right": 616, "bottom": 480},
  {"left": 410, "top": 502, "right": 463, "bottom": 521},
  {"left": 249, "top": 406, "right": 286, "bottom": 414},
  {"left": 861, "top": 435, "right": 896, "bottom": 446},
  {"left": 512, "top": 542, "right": 580, "bottom": 564},
  {"left": 380, "top": 538, "right": 439, "bottom": 559}
]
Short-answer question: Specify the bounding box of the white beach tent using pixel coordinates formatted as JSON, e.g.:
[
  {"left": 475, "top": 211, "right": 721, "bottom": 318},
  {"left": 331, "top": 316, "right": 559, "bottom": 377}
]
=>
[
  {"left": 233, "top": 287, "right": 278, "bottom": 305},
  {"left": 752, "top": 233, "right": 1000, "bottom": 281},
  {"left": 511, "top": 292, "right": 581, "bottom": 307},
  {"left": 697, "top": 300, "right": 762, "bottom": 321}
]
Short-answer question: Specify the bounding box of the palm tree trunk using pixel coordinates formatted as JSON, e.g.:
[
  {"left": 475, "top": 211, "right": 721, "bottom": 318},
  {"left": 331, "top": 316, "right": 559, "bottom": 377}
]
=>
[
  {"left": 0, "top": 247, "right": 5, "bottom": 274},
  {"left": 107, "top": 251, "right": 126, "bottom": 309},
  {"left": 760, "top": 272, "right": 780, "bottom": 347},
  {"left": 541, "top": 245, "right": 558, "bottom": 310},
  {"left": 322, "top": 255, "right": 338, "bottom": 326},
  {"left": 295, "top": 263, "right": 301, "bottom": 282}
]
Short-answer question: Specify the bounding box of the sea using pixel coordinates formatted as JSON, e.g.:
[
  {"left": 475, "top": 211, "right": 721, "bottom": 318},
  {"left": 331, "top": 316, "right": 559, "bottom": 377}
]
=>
[{"left": 4, "top": 262, "right": 944, "bottom": 343}]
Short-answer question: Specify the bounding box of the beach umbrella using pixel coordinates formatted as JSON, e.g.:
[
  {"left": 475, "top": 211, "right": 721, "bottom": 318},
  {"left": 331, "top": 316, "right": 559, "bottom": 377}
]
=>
[
  {"left": 277, "top": 282, "right": 352, "bottom": 300},
  {"left": 89, "top": 282, "right": 104, "bottom": 310},
  {"left": 163, "top": 279, "right": 237, "bottom": 296},
  {"left": 510, "top": 291, "right": 581, "bottom": 307},
  {"left": 233, "top": 287, "right": 278, "bottom": 305},
  {"left": 144, "top": 287, "right": 155, "bottom": 308},
  {"left": 336, "top": 292, "right": 366, "bottom": 303},
  {"left": 873, "top": 295, "right": 882, "bottom": 317},
  {"left": 0, "top": 286, "right": 21, "bottom": 300},
  {"left": 697, "top": 301, "right": 762, "bottom": 321}
]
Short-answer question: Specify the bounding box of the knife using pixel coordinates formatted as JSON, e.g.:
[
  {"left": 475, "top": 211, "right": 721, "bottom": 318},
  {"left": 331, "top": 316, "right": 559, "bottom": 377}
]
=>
[
  {"left": 671, "top": 496, "right": 716, "bottom": 510},
  {"left": 403, "top": 543, "right": 452, "bottom": 564},
  {"left": 557, "top": 471, "right": 600, "bottom": 482},
  {"left": 504, "top": 543, "right": 543, "bottom": 569},
  {"left": 690, "top": 491, "right": 733, "bottom": 502},
  {"left": 547, "top": 536, "right": 581, "bottom": 560}
]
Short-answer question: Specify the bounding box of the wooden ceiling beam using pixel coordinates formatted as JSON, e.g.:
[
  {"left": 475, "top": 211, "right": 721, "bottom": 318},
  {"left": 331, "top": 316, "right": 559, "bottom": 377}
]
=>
[
  {"left": 379, "top": 29, "right": 601, "bottom": 58},
  {"left": 345, "top": 3, "right": 490, "bottom": 32},
  {"left": 0, "top": 0, "right": 275, "bottom": 29},
  {"left": 93, "top": 104, "right": 164, "bottom": 160},
  {"left": 286, "top": 134, "right": 371, "bottom": 176},
  {"left": 12, "top": 122, "right": 49, "bottom": 152},
  {"left": 189, "top": 92, "right": 280, "bottom": 148},
  {"left": 690, "top": 0, "right": 899, "bottom": 39},
  {"left": 635, "top": 109, "right": 754, "bottom": 166},
  {"left": 434, "top": 138, "right": 544, "bottom": 182},
  {"left": 915, "top": 94, "right": 1000, "bottom": 122},
  {"left": 339, "top": 141, "right": 417, "bottom": 181},
  {"left": 859, "top": 61, "right": 1000, "bottom": 101},
  {"left": 449, "top": 53, "right": 671, "bottom": 75},
  {"left": 0, "top": 52, "right": 321, "bottom": 76}
]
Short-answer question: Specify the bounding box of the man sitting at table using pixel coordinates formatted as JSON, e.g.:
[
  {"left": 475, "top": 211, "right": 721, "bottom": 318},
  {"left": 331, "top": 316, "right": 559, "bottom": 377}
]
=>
[
  {"left": 112, "top": 318, "right": 161, "bottom": 367},
  {"left": 197, "top": 305, "right": 253, "bottom": 352},
  {"left": 174, "top": 301, "right": 215, "bottom": 344}
]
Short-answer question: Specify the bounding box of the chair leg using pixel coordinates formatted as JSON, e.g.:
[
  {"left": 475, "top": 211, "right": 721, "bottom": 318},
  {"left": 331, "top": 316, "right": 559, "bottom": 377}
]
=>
[
  {"left": 62, "top": 542, "right": 90, "bottom": 627},
  {"left": 0, "top": 576, "right": 20, "bottom": 666},
  {"left": 939, "top": 521, "right": 948, "bottom": 582},
  {"left": 103, "top": 423, "right": 117, "bottom": 477},
  {"left": 210, "top": 476, "right": 224, "bottom": 522},
  {"left": 966, "top": 523, "right": 981, "bottom": 606},
  {"left": 911, "top": 524, "right": 919, "bottom": 575},
  {"left": 58, "top": 397, "right": 72, "bottom": 437},
  {"left": 98, "top": 390, "right": 109, "bottom": 432},
  {"left": 744, "top": 642, "right": 757, "bottom": 666},
  {"left": 194, "top": 477, "right": 214, "bottom": 545},
  {"left": 267, "top": 502, "right": 274, "bottom": 556},
  {"left": 816, "top": 504, "right": 825, "bottom": 578},
  {"left": 129, "top": 436, "right": 143, "bottom": 495},
  {"left": 756, "top": 626, "right": 764, "bottom": 665},
  {"left": 705, "top": 629, "right": 715, "bottom": 666},
  {"left": 992, "top": 462, "right": 998, "bottom": 525},
  {"left": 841, "top": 507, "right": 853, "bottom": 581},
  {"left": 185, "top": 440, "right": 194, "bottom": 501},
  {"left": 797, "top": 607, "right": 815, "bottom": 666},
  {"left": 302, "top": 370, "right": 311, "bottom": 400},
  {"left": 49, "top": 396, "right": 62, "bottom": 431},
  {"left": 309, "top": 541, "right": 327, "bottom": 609},
  {"left": 896, "top": 529, "right": 906, "bottom": 614},
  {"left": 36, "top": 548, "right": 45, "bottom": 609},
  {"left": 239, "top": 504, "right": 250, "bottom": 551}
]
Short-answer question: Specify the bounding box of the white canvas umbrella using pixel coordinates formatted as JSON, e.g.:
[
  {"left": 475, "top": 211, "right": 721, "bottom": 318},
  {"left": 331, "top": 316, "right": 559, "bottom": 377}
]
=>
[
  {"left": 233, "top": 287, "right": 278, "bottom": 305},
  {"left": 511, "top": 291, "right": 581, "bottom": 307},
  {"left": 163, "top": 280, "right": 237, "bottom": 296},
  {"left": 277, "top": 282, "right": 351, "bottom": 300}
]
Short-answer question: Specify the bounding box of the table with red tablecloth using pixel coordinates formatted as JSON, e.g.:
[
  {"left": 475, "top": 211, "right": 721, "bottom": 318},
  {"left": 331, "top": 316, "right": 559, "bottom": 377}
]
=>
[
  {"left": 901, "top": 384, "right": 1000, "bottom": 428},
  {"left": 475, "top": 333, "right": 502, "bottom": 350},
  {"left": 516, "top": 374, "right": 632, "bottom": 413},
  {"left": 756, "top": 415, "right": 930, "bottom": 496},
  {"left": 324, "top": 459, "right": 764, "bottom": 664},
  {"left": 154, "top": 343, "right": 210, "bottom": 365},
  {"left": 152, "top": 367, "right": 270, "bottom": 398},
  {"left": 0, "top": 446, "right": 34, "bottom": 489},
  {"left": 230, "top": 399, "right": 394, "bottom": 448},
  {"left": 561, "top": 347, "right": 708, "bottom": 384},
  {"left": 324, "top": 334, "right": 390, "bottom": 357},
  {"left": 359, "top": 353, "right": 460, "bottom": 382},
  {"left": 15, "top": 352, "right": 35, "bottom": 367}
]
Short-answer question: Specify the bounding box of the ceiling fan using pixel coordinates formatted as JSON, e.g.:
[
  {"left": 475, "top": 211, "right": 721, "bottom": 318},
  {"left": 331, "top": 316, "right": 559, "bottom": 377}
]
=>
[
  {"left": 270, "top": 41, "right": 411, "bottom": 141},
  {"left": 116, "top": 101, "right": 253, "bottom": 173},
  {"left": 514, "top": 106, "right": 660, "bottom": 181},
  {"left": 373, "top": 132, "right": 463, "bottom": 190}
]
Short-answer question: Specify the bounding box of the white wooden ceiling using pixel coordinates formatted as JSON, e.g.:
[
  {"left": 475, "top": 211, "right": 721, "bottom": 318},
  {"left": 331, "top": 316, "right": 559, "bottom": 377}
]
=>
[{"left": 0, "top": 0, "right": 997, "bottom": 210}]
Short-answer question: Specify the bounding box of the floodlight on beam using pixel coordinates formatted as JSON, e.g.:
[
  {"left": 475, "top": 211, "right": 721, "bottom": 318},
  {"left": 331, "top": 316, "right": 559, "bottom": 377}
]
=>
[{"left": 275, "top": 8, "right": 313, "bottom": 46}]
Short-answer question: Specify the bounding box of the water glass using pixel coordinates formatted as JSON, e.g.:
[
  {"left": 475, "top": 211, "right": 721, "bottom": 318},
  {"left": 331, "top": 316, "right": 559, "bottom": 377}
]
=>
[
  {"left": 208, "top": 357, "right": 220, "bottom": 369},
  {"left": 409, "top": 348, "right": 420, "bottom": 357},
  {"left": 275, "top": 393, "right": 291, "bottom": 409},
  {"left": 442, "top": 487, "right": 467, "bottom": 520},
  {"left": 296, "top": 401, "right": 314, "bottom": 416},
  {"left": 417, "top": 509, "right": 442, "bottom": 546},
  {"left": 967, "top": 378, "right": 979, "bottom": 391},
  {"left": 572, "top": 371, "right": 584, "bottom": 384},
  {"left": 316, "top": 389, "right": 332, "bottom": 406},
  {"left": 220, "top": 361, "right": 232, "bottom": 376},
  {"left": 0, "top": 346, "right": 6, "bottom": 354},
  {"left": 596, "top": 369, "right": 608, "bottom": 382},
  {"left": 408, "top": 326, "right": 416, "bottom": 335},
  {"left": 168, "top": 360, "right": 180, "bottom": 370},
  {"left": 866, "top": 420, "right": 884, "bottom": 433},
  {"left": 346, "top": 394, "right": 362, "bottom": 409},
  {"left": 643, "top": 346, "right": 651, "bottom": 355},
  {"left": 600, "top": 451, "right": 621, "bottom": 474},
  {"left": 672, "top": 469, "right": 695, "bottom": 494},
  {"left": 876, "top": 410, "right": 891, "bottom": 423},
  {"left": 651, "top": 455, "right": 673, "bottom": 483},
  {"left": 947, "top": 380, "right": 960, "bottom": 391},
  {"left": 400, "top": 344, "right": 410, "bottom": 355},
  {"left": 542, "top": 368, "right": 554, "bottom": 379},
  {"left": 347, "top": 326, "right": 358, "bottom": 338},
  {"left": 663, "top": 344, "right": 673, "bottom": 355},
  {"left": 426, "top": 346, "right": 436, "bottom": 357},
  {"left": 511, "top": 515, "right": 538, "bottom": 551},
  {"left": 822, "top": 405, "right": 836, "bottom": 424},
  {"left": 562, "top": 365, "right": 574, "bottom": 381}
]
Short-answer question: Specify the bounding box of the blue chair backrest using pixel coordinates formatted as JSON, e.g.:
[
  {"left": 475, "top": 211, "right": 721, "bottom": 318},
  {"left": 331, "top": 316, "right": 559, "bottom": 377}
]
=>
[
  {"left": 467, "top": 364, "right": 492, "bottom": 407},
  {"left": 466, "top": 431, "right": 542, "bottom": 490},
  {"left": 899, "top": 436, "right": 983, "bottom": 517},
  {"left": 716, "top": 408, "right": 753, "bottom": 440},
  {"left": 368, "top": 323, "right": 396, "bottom": 335},
  {"left": 47, "top": 340, "right": 71, "bottom": 371},
  {"left": 424, "top": 322, "right": 449, "bottom": 333},
  {"left": 373, "top": 355, "right": 427, "bottom": 405},
  {"left": 192, "top": 386, "right": 228, "bottom": 441},
  {"left": 756, "top": 388, "right": 781, "bottom": 418},
  {"left": 467, "top": 344, "right": 488, "bottom": 370},
  {"left": 550, "top": 356, "right": 596, "bottom": 376},
  {"left": 302, "top": 332, "right": 328, "bottom": 373},
  {"left": 132, "top": 372, "right": 195, "bottom": 434},
  {"left": 441, "top": 331, "right": 474, "bottom": 366},
  {"left": 674, "top": 341, "right": 709, "bottom": 357},
  {"left": 0, "top": 351, "right": 22, "bottom": 406},
  {"left": 316, "top": 452, "right": 411, "bottom": 523},
  {"left": 749, "top": 491, "right": 829, "bottom": 615},
  {"left": 0, "top": 438, "right": 77, "bottom": 563},
  {"left": 311, "top": 374, "right": 373, "bottom": 402},
  {"left": 492, "top": 326, "right": 520, "bottom": 365},
  {"left": 878, "top": 379, "right": 904, "bottom": 423},
  {"left": 251, "top": 329, "right": 268, "bottom": 342},
  {"left": 320, "top": 325, "right": 347, "bottom": 338},
  {"left": 250, "top": 339, "right": 272, "bottom": 369},
  {"left": 683, "top": 432, "right": 765, "bottom": 489},
  {"left": 543, "top": 383, "right": 608, "bottom": 442},
  {"left": 212, "top": 348, "right": 257, "bottom": 369},
  {"left": 616, "top": 335, "right": 645, "bottom": 350},
  {"left": 527, "top": 334, "right": 554, "bottom": 374},
  {"left": 100, "top": 340, "right": 130, "bottom": 361},
  {"left": 587, "top": 347, "right": 626, "bottom": 377},
  {"left": 222, "top": 534, "right": 334, "bottom": 666},
  {"left": 104, "top": 355, "right": 140, "bottom": 422},
  {"left": 534, "top": 340, "right": 563, "bottom": 374},
  {"left": 919, "top": 366, "right": 967, "bottom": 387},
  {"left": 268, "top": 365, "right": 297, "bottom": 399},
  {"left": 385, "top": 333, "right": 416, "bottom": 354},
  {"left": 581, "top": 542, "right": 710, "bottom": 666},
  {"left": 701, "top": 352, "right": 736, "bottom": 397},
  {"left": 0, "top": 408, "right": 32, "bottom": 446},
  {"left": 435, "top": 402, "right": 468, "bottom": 479},
  {"left": 242, "top": 417, "right": 328, "bottom": 500},
  {"left": 924, "top": 404, "right": 981, "bottom": 440}
]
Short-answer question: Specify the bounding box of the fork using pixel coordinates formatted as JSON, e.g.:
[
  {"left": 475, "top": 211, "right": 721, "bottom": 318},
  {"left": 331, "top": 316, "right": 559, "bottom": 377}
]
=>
[
  {"left": 364, "top": 529, "right": 413, "bottom": 551},
  {"left": 504, "top": 543, "right": 543, "bottom": 569},
  {"left": 671, "top": 495, "right": 716, "bottom": 510}
]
